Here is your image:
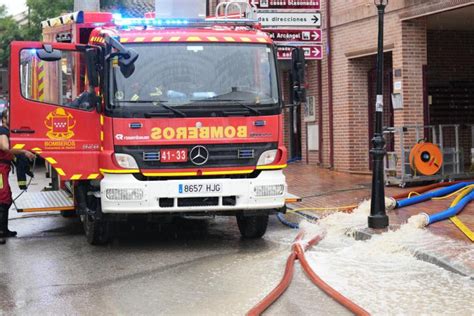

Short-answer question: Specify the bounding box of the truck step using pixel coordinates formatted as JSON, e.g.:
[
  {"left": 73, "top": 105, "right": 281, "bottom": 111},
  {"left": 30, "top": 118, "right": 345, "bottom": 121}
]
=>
[{"left": 14, "top": 190, "right": 75, "bottom": 213}]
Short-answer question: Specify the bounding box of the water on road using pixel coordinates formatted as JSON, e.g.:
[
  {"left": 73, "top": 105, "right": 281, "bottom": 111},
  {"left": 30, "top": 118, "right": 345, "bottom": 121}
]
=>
[{"left": 302, "top": 201, "right": 474, "bottom": 315}]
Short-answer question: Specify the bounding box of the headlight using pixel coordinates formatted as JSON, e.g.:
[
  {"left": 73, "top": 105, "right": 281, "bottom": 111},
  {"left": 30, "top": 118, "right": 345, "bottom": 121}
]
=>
[
  {"left": 254, "top": 184, "right": 285, "bottom": 197},
  {"left": 257, "top": 150, "right": 277, "bottom": 166},
  {"left": 114, "top": 153, "right": 138, "bottom": 169},
  {"left": 106, "top": 188, "right": 144, "bottom": 201}
]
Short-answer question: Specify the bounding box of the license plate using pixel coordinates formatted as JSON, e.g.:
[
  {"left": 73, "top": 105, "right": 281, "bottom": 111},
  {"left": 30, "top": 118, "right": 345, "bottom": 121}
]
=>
[
  {"left": 178, "top": 183, "right": 223, "bottom": 194},
  {"left": 160, "top": 149, "right": 187, "bottom": 163}
]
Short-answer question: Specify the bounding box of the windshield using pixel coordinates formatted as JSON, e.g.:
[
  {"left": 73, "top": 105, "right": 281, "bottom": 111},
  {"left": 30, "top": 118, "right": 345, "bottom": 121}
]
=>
[{"left": 109, "top": 43, "right": 279, "bottom": 114}]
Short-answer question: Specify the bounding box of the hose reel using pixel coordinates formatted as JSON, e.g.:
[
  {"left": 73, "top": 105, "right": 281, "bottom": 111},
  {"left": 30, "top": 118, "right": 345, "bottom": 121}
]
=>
[{"left": 409, "top": 141, "right": 443, "bottom": 176}]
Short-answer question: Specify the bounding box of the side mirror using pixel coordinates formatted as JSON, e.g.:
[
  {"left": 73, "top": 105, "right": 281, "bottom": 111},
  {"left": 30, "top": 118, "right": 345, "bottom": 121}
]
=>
[
  {"left": 36, "top": 44, "right": 62, "bottom": 61},
  {"left": 291, "top": 47, "right": 306, "bottom": 104},
  {"left": 85, "top": 48, "right": 99, "bottom": 87},
  {"left": 118, "top": 49, "right": 138, "bottom": 78},
  {"left": 119, "top": 63, "right": 135, "bottom": 79},
  {"left": 105, "top": 35, "right": 139, "bottom": 78}
]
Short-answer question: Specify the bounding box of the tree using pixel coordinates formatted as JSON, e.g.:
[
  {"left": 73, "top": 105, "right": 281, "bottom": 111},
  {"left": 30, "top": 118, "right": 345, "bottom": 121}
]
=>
[
  {"left": 22, "top": 0, "right": 74, "bottom": 40},
  {"left": 0, "top": 5, "right": 22, "bottom": 67}
]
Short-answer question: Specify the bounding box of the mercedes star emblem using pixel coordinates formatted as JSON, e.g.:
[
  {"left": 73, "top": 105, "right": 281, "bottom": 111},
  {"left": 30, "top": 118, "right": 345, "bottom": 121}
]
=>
[{"left": 190, "top": 145, "right": 209, "bottom": 166}]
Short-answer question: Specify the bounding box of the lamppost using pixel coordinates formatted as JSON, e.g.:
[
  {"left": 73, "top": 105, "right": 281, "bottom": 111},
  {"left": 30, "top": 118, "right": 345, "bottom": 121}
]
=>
[{"left": 369, "top": 0, "right": 389, "bottom": 229}]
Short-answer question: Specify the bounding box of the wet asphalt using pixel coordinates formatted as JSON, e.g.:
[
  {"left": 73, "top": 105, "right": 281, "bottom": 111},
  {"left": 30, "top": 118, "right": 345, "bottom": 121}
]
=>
[{"left": 0, "top": 214, "right": 349, "bottom": 315}]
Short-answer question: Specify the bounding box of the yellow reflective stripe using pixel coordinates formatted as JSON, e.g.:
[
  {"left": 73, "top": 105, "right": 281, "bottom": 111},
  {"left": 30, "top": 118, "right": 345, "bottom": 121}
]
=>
[
  {"left": 38, "top": 82, "right": 45, "bottom": 91},
  {"left": 120, "top": 38, "right": 129, "bottom": 42},
  {"left": 13, "top": 144, "right": 25, "bottom": 149},
  {"left": 88, "top": 173, "right": 100, "bottom": 180},
  {"left": 207, "top": 36, "right": 218, "bottom": 42},
  {"left": 224, "top": 37, "right": 235, "bottom": 42},
  {"left": 256, "top": 164, "right": 288, "bottom": 170},
  {"left": 257, "top": 38, "right": 268, "bottom": 43},
  {"left": 38, "top": 71, "right": 45, "bottom": 80},
  {"left": 32, "top": 147, "right": 42, "bottom": 151},
  {"left": 100, "top": 131, "right": 104, "bottom": 141},
  {"left": 45, "top": 157, "right": 57, "bottom": 165},
  {"left": 143, "top": 172, "right": 197, "bottom": 177},
  {"left": 55, "top": 168, "right": 66, "bottom": 176},
  {"left": 202, "top": 170, "right": 254, "bottom": 176},
  {"left": 450, "top": 216, "right": 474, "bottom": 242},
  {"left": 100, "top": 115, "right": 104, "bottom": 125},
  {"left": 152, "top": 36, "right": 163, "bottom": 42},
  {"left": 169, "top": 36, "right": 180, "bottom": 41},
  {"left": 240, "top": 37, "right": 251, "bottom": 42},
  {"left": 134, "top": 37, "right": 145, "bottom": 42},
  {"left": 71, "top": 174, "right": 82, "bottom": 180},
  {"left": 100, "top": 168, "right": 140, "bottom": 174},
  {"left": 187, "top": 36, "right": 202, "bottom": 41}
]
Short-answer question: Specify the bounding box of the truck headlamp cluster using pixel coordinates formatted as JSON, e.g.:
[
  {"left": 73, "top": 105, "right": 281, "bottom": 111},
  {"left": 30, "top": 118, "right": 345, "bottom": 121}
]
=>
[
  {"left": 114, "top": 153, "right": 139, "bottom": 169},
  {"left": 254, "top": 185, "right": 285, "bottom": 197},
  {"left": 257, "top": 150, "right": 277, "bottom": 166},
  {"left": 106, "top": 188, "right": 144, "bottom": 201}
]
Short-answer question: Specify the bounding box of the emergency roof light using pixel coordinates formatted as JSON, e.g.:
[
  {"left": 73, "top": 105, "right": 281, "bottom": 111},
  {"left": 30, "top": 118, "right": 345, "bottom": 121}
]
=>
[{"left": 112, "top": 13, "right": 258, "bottom": 29}]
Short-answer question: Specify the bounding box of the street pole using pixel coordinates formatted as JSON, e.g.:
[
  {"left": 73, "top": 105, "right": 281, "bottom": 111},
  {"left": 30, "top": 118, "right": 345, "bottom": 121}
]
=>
[{"left": 369, "top": 0, "right": 389, "bottom": 229}]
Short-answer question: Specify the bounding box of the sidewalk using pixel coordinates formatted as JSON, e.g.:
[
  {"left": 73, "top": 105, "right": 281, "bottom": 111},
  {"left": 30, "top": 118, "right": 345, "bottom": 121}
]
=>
[{"left": 284, "top": 162, "right": 474, "bottom": 277}]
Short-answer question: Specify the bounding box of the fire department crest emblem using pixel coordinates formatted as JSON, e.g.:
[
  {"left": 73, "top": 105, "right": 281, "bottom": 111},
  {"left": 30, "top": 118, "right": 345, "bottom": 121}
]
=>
[{"left": 45, "top": 108, "right": 76, "bottom": 140}]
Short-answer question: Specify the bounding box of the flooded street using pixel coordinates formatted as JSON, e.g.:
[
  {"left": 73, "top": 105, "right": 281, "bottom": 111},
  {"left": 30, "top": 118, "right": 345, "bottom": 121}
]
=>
[
  {"left": 302, "top": 203, "right": 474, "bottom": 315},
  {"left": 1, "top": 214, "right": 353, "bottom": 315},
  {"left": 1, "top": 205, "right": 472, "bottom": 315}
]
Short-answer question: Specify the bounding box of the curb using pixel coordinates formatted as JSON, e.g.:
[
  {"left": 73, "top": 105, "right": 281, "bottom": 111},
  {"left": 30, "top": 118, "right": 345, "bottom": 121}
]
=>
[{"left": 353, "top": 228, "right": 473, "bottom": 279}]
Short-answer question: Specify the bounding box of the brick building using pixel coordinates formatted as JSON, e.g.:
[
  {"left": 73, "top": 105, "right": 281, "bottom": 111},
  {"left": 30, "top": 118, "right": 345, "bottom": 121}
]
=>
[
  {"left": 113, "top": 0, "right": 474, "bottom": 175},
  {"left": 294, "top": 0, "right": 474, "bottom": 175}
]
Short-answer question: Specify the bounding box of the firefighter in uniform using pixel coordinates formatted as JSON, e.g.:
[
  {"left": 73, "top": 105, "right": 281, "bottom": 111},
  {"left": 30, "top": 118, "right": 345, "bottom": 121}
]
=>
[{"left": 0, "top": 109, "right": 35, "bottom": 244}]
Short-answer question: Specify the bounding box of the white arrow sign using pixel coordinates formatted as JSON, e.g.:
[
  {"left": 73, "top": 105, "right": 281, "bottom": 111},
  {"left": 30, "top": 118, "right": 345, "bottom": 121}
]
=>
[{"left": 257, "top": 11, "right": 322, "bottom": 27}]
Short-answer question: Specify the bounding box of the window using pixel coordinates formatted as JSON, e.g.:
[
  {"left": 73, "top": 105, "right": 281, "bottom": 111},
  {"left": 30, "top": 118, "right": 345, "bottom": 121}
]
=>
[{"left": 19, "top": 49, "right": 92, "bottom": 110}]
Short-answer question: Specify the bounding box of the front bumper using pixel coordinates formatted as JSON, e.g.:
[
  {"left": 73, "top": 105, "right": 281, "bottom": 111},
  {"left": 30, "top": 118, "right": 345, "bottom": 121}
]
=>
[{"left": 100, "top": 170, "right": 287, "bottom": 213}]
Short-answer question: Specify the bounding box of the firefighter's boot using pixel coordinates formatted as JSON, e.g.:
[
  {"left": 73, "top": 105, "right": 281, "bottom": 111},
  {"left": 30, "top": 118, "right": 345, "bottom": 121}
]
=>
[
  {"left": 0, "top": 206, "right": 16, "bottom": 238},
  {"left": 0, "top": 211, "right": 6, "bottom": 242}
]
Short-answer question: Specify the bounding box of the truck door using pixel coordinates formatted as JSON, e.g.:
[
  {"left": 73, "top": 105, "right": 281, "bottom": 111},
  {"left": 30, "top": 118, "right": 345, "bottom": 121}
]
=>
[{"left": 9, "top": 41, "right": 101, "bottom": 180}]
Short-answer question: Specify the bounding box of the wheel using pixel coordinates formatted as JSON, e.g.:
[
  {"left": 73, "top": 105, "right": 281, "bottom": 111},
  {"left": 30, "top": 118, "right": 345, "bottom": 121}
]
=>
[
  {"left": 236, "top": 214, "right": 269, "bottom": 239},
  {"left": 82, "top": 194, "right": 110, "bottom": 245}
]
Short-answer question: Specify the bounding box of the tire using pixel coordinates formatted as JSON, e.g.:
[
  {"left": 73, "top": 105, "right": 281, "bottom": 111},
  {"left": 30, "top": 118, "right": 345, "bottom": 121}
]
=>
[
  {"left": 82, "top": 194, "right": 110, "bottom": 245},
  {"left": 236, "top": 214, "right": 269, "bottom": 239}
]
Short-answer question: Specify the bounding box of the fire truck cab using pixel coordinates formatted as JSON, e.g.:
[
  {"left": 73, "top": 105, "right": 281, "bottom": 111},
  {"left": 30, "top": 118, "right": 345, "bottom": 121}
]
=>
[{"left": 9, "top": 2, "right": 305, "bottom": 244}]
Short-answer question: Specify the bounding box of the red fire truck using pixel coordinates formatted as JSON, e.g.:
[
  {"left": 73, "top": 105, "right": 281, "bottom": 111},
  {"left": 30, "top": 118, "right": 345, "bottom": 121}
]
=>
[{"left": 9, "top": 1, "right": 305, "bottom": 244}]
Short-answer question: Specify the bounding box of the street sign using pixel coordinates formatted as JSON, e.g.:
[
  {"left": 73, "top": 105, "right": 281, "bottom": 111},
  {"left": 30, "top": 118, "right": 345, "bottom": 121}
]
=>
[
  {"left": 253, "top": 0, "right": 321, "bottom": 10},
  {"left": 257, "top": 11, "right": 321, "bottom": 27},
  {"left": 277, "top": 45, "right": 323, "bottom": 60},
  {"left": 266, "top": 29, "right": 322, "bottom": 43}
]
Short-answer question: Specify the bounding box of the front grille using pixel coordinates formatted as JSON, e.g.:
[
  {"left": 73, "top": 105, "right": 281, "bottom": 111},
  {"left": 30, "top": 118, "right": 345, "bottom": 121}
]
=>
[
  {"left": 116, "top": 142, "right": 277, "bottom": 170},
  {"left": 159, "top": 198, "right": 174, "bottom": 208},
  {"left": 143, "top": 152, "right": 160, "bottom": 161},
  {"left": 177, "top": 197, "right": 218, "bottom": 207},
  {"left": 238, "top": 149, "right": 255, "bottom": 159}
]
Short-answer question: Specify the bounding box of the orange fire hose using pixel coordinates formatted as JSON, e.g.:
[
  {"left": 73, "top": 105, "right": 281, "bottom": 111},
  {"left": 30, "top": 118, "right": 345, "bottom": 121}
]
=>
[
  {"left": 391, "top": 180, "right": 463, "bottom": 200},
  {"left": 247, "top": 233, "right": 369, "bottom": 316}
]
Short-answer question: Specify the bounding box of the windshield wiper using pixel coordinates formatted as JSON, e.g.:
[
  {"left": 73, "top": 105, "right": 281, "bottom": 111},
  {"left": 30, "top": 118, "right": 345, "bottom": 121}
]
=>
[
  {"left": 145, "top": 104, "right": 186, "bottom": 117},
  {"left": 114, "top": 100, "right": 187, "bottom": 117},
  {"left": 190, "top": 99, "right": 262, "bottom": 115}
]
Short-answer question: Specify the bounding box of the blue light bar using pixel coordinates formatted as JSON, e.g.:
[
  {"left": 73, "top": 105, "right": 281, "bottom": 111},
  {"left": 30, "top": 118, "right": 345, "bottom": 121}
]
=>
[
  {"left": 112, "top": 13, "right": 257, "bottom": 28},
  {"left": 113, "top": 15, "right": 192, "bottom": 27}
]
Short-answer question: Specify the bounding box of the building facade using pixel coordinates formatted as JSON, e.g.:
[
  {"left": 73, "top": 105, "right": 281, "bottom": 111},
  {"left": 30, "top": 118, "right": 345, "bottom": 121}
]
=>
[{"left": 298, "top": 0, "right": 474, "bottom": 174}]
